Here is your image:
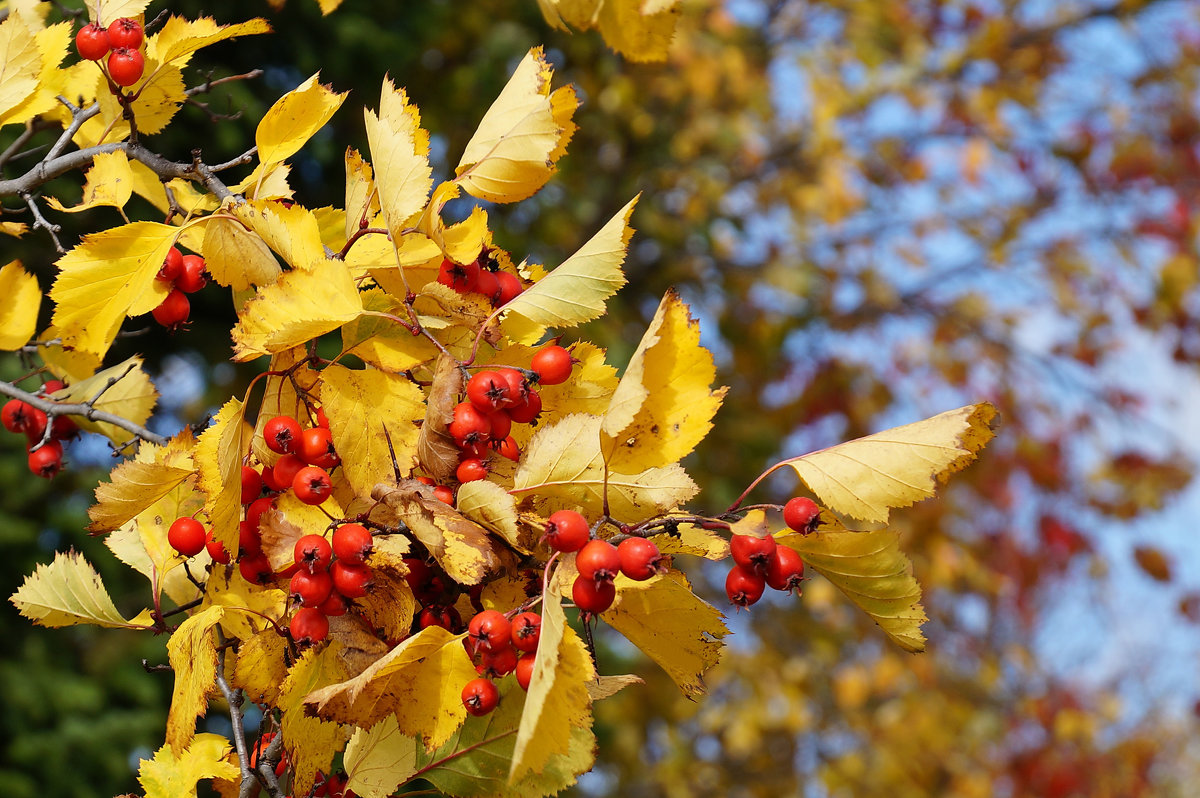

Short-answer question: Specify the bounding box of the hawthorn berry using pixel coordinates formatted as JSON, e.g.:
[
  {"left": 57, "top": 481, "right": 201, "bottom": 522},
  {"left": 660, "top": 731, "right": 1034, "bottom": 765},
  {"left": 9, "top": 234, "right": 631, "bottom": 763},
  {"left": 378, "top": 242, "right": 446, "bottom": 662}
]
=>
[
  {"left": 290, "top": 607, "right": 330, "bottom": 646},
  {"left": 106, "top": 17, "right": 144, "bottom": 50},
  {"left": 478, "top": 645, "right": 518, "bottom": 678},
  {"left": 437, "top": 258, "right": 479, "bottom": 292},
  {"left": 765, "top": 545, "right": 805, "bottom": 594},
  {"left": 516, "top": 652, "right": 536, "bottom": 691},
  {"left": 300, "top": 426, "right": 340, "bottom": 469},
  {"left": 419, "top": 606, "right": 460, "bottom": 632},
  {"left": 433, "top": 485, "right": 454, "bottom": 504},
  {"left": 576, "top": 539, "right": 620, "bottom": 584},
  {"left": 22, "top": 407, "right": 48, "bottom": 441},
  {"left": 474, "top": 268, "right": 500, "bottom": 304},
  {"left": 241, "top": 466, "right": 263, "bottom": 504},
  {"left": 245, "top": 496, "right": 274, "bottom": 531},
  {"left": 318, "top": 590, "right": 350, "bottom": 617},
  {"left": 28, "top": 441, "right": 64, "bottom": 478},
  {"left": 315, "top": 406, "right": 330, "bottom": 429},
  {"left": 176, "top": 254, "right": 207, "bottom": 293},
  {"left": 331, "top": 560, "right": 372, "bottom": 598},
  {"left": 507, "top": 389, "right": 542, "bottom": 424},
  {"left": 494, "top": 271, "right": 524, "bottom": 305},
  {"left": 456, "top": 458, "right": 488, "bottom": 483},
  {"left": 239, "top": 519, "right": 263, "bottom": 557},
  {"left": 461, "top": 677, "right": 499, "bottom": 717},
  {"left": 152, "top": 289, "right": 189, "bottom": 330},
  {"left": 289, "top": 569, "right": 334, "bottom": 608},
  {"left": 468, "top": 609, "right": 512, "bottom": 653},
  {"left": 495, "top": 435, "right": 520, "bottom": 461},
  {"left": 783, "top": 496, "right": 821, "bottom": 534},
  {"left": 292, "top": 466, "right": 332, "bottom": 505},
  {"left": 157, "top": 246, "right": 183, "bottom": 282},
  {"left": 510, "top": 612, "right": 541, "bottom": 652},
  {"left": 50, "top": 415, "right": 78, "bottom": 441},
  {"left": 487, "top": 410, "right": 512, "bottom": 443},
  {"left": 39, "top": 380, "right": 66, "bottom": 395},
  {"left": 448, "top": 402, "right": 491, "bottom": 448},
  {"left": 730, "top": 533, "right": 777, "bottom": 575},
  {"left": 107, "top": 47, "right": 144, "bottom": 87},
  {"left": 272, "top": 453, "right": 306, "bottom": 489},
  {"left": 206, "top": 535, "right": 231, "bottom": 565},
  {"left": 572, "top": 573, "right": 616, "bottom": 614},
  {"left": 168, "top": 517, "right": 207, "bottom": 557},
  {"left": 239, "top": 552, "right": 274, "bottom": 585},
  {"left": 294, "top": 534, "right": 333, "bottom": 574},
  {"left": 2, "top": 399, "right": 32, "bottom": 434},
  {"left": 618, "top": 537, "right": 665, "bottom": 581},
  {"left": 264, "top": 415, "right": 302, "bottom": 454},
  {"left": 725, "top": 565, "right": 766, "bottom": 609},
  {"left": 332, "top": 524, "right": 373, "bottom": 565},
  {"left": 75, "top": 23, "right": 110, "bottom": 61},
  {"left": 260, "top": 464, "right": 286, "bottom": 492},
  {"left": 543, "top": 509, "right": 590, "bottom": 552},
  {"left": 466, "top": 370, "right": 511, "bottom": 412},
  {"left": 531, "top": 344, "right": 574, "bottom": 385}
]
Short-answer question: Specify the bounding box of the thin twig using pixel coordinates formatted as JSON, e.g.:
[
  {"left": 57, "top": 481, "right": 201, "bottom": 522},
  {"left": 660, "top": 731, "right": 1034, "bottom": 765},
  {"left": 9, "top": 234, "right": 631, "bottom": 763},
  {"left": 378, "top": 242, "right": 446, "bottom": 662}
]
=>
[{"left": 0, "top": 380, "right": 168, "bottom": 446}]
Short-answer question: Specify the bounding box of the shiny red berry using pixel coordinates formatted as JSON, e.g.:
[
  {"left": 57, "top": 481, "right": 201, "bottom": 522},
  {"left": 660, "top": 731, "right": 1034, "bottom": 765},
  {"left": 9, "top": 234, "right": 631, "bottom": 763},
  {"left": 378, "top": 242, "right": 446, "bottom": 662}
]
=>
[
  {"left": 290, "top": 607, "right": 329, "bottom": 646},
  {"left": 478, "top": 645, "right": 518, "bottom": 677},
  {"left": 75, "top": 23, "right": 110, "bottom": 60},
  {"left": 176, "top": 254, "right": 207, "bottom": 293},
  {"left": 331, "top": 560, "right": 372, "bottom": 598},
  {"left": 467, "top": 609, "right": 511, "bottom": 653},
  {"left": 419, "top": 605, "right": 460, "bottom": 632},
  {"left": 300, "top": 426, "right": 339, "bottom": 469},
  {"left": 168, "top": 517, "right": 207, "bottom": 557},
  {"left": 730, "top": 533, "right": 777, "bottom": 575},
  {"left": 510, "top": 612, "right": 541, "bottom": 652},
  {"left": 494, "top": 435, "right": 519, "bottom": 461},
  {"left": 433, "top": 485, "right": 454, "bottom": 505},
  {"left": 448, "top": 402, "right": 491, "bottom": 447},
  {"left": 456, "top": 458, "right": 488, "bottom": 483},
  {"left": 27, "top": 442, "right": 63, "bottom": 478},
  {"left": 272, "top": 453, "right": 306, "bottom": 489},
  {"left": 238, "top": 552, "right": 274, "bottom": 585},
  {"left": 466, "top": 370, "right": 511, "bottom": 412},
  {"left": 106, "top": 17, "right": 143, "bottom": 49},
  {"left": 507, "top": 389, "right": 542, "bottom": 424},
  {"left": 318, "top": 590, "right": 350, "bottom": 617},
  {"left": 2, "top": 399, "right": 33, "bottom": 433},
  {"left": 725, "top": 565, "right": 766, "bottom": 609},
  {"left": 765, "top": 545, "right": 805, "bottom": 594},
  {"left": 618, "top": 537, "right": 665, "bottom": 581},
  {"left": 572, "top": 574, "right": 615, "bottom": 614},
  {"left": 543, "top": 510, "right": 589, "bottom": 553},
  {"left": 157, "top": 247, "right": 183, "bottom": 282},
  {"left": 332, "top": 524, "right": 373, "bottom": 565},
  {"left": 107, "top": 47, "right": 144, "bottom": 87},
  {"left": 264, "top": 416, "right": 302, "bottom": 454},
  {"left": 294, "top": 534, "right": 332, "bottom": 574},
  {"left": 473, "top": 268, "right": 500, "bottom": 303},
  {"left": 151, "top": 289, "right": 189, "bottom": 330},
  {"left": 576, "top": 539, "right": 620, "bottom": 584},
  {"left": 241, "top": 466, "right": 263, "bottom": 504},
  {"left": 290, "top": 569, "right": 334, "bottom": 608},
  {"left": 437, "top": 258, "right": 479, "bottom": 293},
  {"left": 461, "top": 677, "right": 499, "bottom": 716},
  {"left": 494, "top": 271, "right": 523, "bottom": 306},
  {"left": 783, "top": 496, "right": 820, "bottom": 534},
  {"left": 205, "top": 535, "right": 231, "bottom": 565},
  {"left": 531, "top": 345, "right": 574, "bottom": 385},
  {"left": 292, "top": 466, "right": 332, "bottom": 505}
]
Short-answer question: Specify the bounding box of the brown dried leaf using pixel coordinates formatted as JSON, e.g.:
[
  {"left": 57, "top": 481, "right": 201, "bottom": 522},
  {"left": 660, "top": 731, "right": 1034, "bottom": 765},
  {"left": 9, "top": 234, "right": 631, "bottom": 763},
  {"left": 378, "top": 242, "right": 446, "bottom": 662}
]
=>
[{"left": 417, "top": 352, "right": 463, "bottom": 483}]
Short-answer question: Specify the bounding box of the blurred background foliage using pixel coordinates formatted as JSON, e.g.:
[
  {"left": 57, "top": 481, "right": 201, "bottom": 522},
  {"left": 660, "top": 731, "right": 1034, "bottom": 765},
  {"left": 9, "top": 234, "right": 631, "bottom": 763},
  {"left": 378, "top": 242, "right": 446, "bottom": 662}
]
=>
[{"left": 4, "top": 0, "right": 1200, "bottom": 795}]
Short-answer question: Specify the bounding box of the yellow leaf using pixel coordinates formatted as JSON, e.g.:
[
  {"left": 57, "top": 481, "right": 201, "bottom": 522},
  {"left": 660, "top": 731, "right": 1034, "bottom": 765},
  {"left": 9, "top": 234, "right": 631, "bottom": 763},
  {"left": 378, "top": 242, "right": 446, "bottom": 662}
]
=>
[
  {"left": 455, "top": 47, "right": 578, "bottom": 203},
  {"left": 88, "top": 433, "right": 195, "bottom": 532},
  {"left": 657, "top": 522, "right": 731, "bottom": 561},
  {"left": 343, "top": 147, "right": 380, "bottom": 240},
  {"left": 595, "top": 0, "right": 680, "bottom": 62},
  {"left": 364, "top": 77, "right": 432, "bottom": 239},
  {"left": 50, "top": 221, "right": 176, "bottom": 362},
  {"left": 232, "top": 199, "right": 326, "bottom": 272},
  {"left": 501, "top": 196, "right": 636, "bottom": 335},
  {"left": 355, "top": 561, "right": 418, "bottom": 643},
  {"left": 0, "top": 261, "right": 39, "bottom": 350},
  {"left": 112, "top": 472, "right": 206, "bottom": 607},
  {"left": 230, "top": 628, "right": 289, "bottom": 706},
  {"left": 147, "top": 15, "right": 271, "bottom": 69},
  {"left": 0, "top": 14, "right": 41, "bottom": 121},
  {"left": 200, "top": 568, "right": 286, "bottom": 642},
  {"left": 319, "top": 364, "right": 425, "bottom": 496},
  {"left": 603, "top": 570, "right": 728, "bottom": 696},
  {"left": 304, "top": 626, "right": 477, "bottom": 751},
  {"left": 9, "top": 550, "right": 153, "bottom": 629},
  {"left": 601, "top": 290, "right": 726, "bottom": 472},
  {"left": 279, "top": 644, "right": 351, "bottom": 797},
  {"left": 509, "top": 576, "right": 594, "bottom": 780},
  {"left": 231, "top": 258, "right": 363, "bottom": 361},
  {"left": 782, "top": 402, "right": 998, "bottom": 523},
  {"left": 0, "top": 21, "right": 72, "bottom": 128},
  {"left": 96, "top": 55, "right": 187, "bottom": 135},
  {"left": 86, "top": 0, "right": 151, "bottom": 25},
  {"left": 340, "top": 289, "right": 440, "bottom": 373},
  {"left": 511, "top": 414, "right": 698, "bottom": 523},
  {"left": 200, "top": 215, "right": 281, "bottom": 291},
  {"left": 166, "top": 606, "right": 225, "bottom": 752},
  {"left": 46, "top": 151, "right": 134, "bottom": 213},
  {"left": 137, "top": 733, "right": 239, "bottom": 798},
  {"left": 785, "top": 528, "right": 928, "bottom": 653},
  {"left": 586, "top": 674, "right": 645, "bottom": 701},
  {"left": 52, "top": 355, "right": 157, "bottom": 444},
  {"left": 195, "top": 399, "right": 250, "bottom": 557},
  {"left": 456, "top": 479, "right": 524, "bottom": 552},
  {"left": 256, "top": 73, "right": 347, "bottom": 172}
]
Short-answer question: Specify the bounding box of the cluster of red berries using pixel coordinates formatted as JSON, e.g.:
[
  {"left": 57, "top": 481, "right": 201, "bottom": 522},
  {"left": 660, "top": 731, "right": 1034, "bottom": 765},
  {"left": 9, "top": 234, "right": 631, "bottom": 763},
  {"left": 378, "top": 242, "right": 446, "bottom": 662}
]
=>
[
  {"left": 450, "top": 344, "right": 575, "bottom": 480},
  {"left": 312, "top": 770, "right": 355, "bottom": 798},
  {"left": 406, "top": 554, "right": 467, "bottom": 634},
  {"left": 287, "top": 523, "right": 374, "bottom": 647},
  {"left": 75, "top": 17, "right": 145, "bottom": 88},
  {"left": 2, "top": 381, "right": 78, "bottom": 479},
  {"left": 460, "top": 608, "right": 543, "bottom": 717},
  {"left": 723, "top": 497, "right": 819, "bottom": 609},
  {"left": 152, "top": 247, "right": 208, "bottom": 331},
  {"left": 436, "top": 249, "right": 525, "bottom": 308}
]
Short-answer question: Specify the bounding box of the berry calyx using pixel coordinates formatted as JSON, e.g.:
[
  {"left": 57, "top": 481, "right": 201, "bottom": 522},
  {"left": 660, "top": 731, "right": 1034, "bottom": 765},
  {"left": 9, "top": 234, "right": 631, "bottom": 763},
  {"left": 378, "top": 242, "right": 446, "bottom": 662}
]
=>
[
  {"left": 152, "top": 289, "right": 189, "bottom": 330},
  {"left": 543, "top": 510, "right": 590, "bottom": 553},
  {"left": 75, "top": 23, "right": 111, "bottom": 61},
  {"left": 289, "top": 569, "right": 334, "bottom": 608},
  {"left": 510, "top": 612, "right": 542, "bottom": 652},
  {"left": 290, "top": 607, "right": 330, "bottom": 646},
  {"left": 765, "top": 545, "right": 805, "bottom": 594},
  {"left": 531, "top": 344, "right": 574, "bottom": 385},
  {"left": 576, "top": 539, "right": 620, "bottom": 584},
  {"left": 461, "top": 677, "right": 499, "bottom": 717},
  {"left": 106, "top": 18, "right": 144, "bottom": 50},
  {"left": 168, "top": 517, "right": 207, "bottom": 557},
  {"left": 572, "top": 573, "right": 616, "bottom": 615},
  {"left": 467, "top": 609, "right": 512, "bottom": 653},
  {"left": 27, "top": 441, "right": 64, "bottom": 479},
  {"left": 292, "top": 466, "right": 332, "bottom": 505},
  {"left": 264, "top": 415, "right": 302, "bottom": 454},
  {"left": 730, "top": 533, "right": 778, "bottom": 575},
  {"left": 617, "top": 537, "right": 666, "bottom": 581},
  {"left": 332, "top": 524, "right": 373, "bottom": 565},
  {"left": 107, "top": 47, "right": 144, "bottom": 87},
  {"left": 725, "top": 565, "right": 766, "bottom": 609},
  {"left": 294, "top": 534, "right": 333, "bottom": 574},
  {"left": 783, "top": 496, "right": 821, "bottom": 534}
]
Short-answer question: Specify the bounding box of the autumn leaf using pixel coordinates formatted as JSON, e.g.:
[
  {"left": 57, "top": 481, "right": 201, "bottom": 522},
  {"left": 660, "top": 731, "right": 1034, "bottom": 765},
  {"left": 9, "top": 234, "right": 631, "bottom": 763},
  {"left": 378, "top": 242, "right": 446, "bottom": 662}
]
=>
[
  {"left": 88, "top": 432, "right": 195, "bottom": 532},
  {"left": 782, "top": 402, "right": 998, "bottom": 524},
  {"left": 278, "top": 644, "right": 352, "bottom": 797},
  {"left": 365, "top": 77, "right": 433, "bottom": 239},
  {"left": 259, "top": 491, "right": 343, "bottom": 572},
  {"left": 509, "top": 576, "right": 595, "bottom": 780},
  {"left": 0, "top": 19, "right": 70, "bottom": 128},
  {"left": 46, "top": 151, "right": 134, "bottom": 213},
  {"left": 340, "top": 289, "right": 440, "bottom": 373},
  {"left": 372, "top": 482, "right": 500, "bottom": 585},
  {"left": 355, "top": 560, "right": 418, "bottom": 643},
  {"left": 501, "top": 196, "right": 636, "bottom": 338},
  {"left": 200, "top": 214, "right": 281, "bottom": 290},
  {"left": 602, "top": 570, "right": 728, "bottom": 696},
  {"left": 231, "top": 258, "right": 364, "bottom": 361},
  {"left": 52, "top": 356, "right": 157, "bottom": 444},
  {"left": 195, "top": 398, "right": 250, "bottom": 557},
  {"left": 232, "top": 199, "right": 327, "bottom": 272},
  {"left": 595, "top": 0, "right": 681, "bottom": 62},
  {"left": 137, "top": 733, "right": 239, "bottom": 798},
  {"left": 455, "top": 47, "right": 578, "bottom": 203},
  {"left": 601, "top": 290, "right": 726, "bottom": 472},
  {"left": 166, "top": 606, "right": 225, "bottom": 752},
  {"left": 96, "top": 53, "right": 187, "bottom": 136},
  {"left": 344, "top": 147, "right": 380, "bottom": 240},
  {"left": 417, "top": 353, "right": 466, "bottom": 483},
  {"left": 255, "top": 72, "right": 347, "bottom": 173},
  {"left": 86, "top": 0, "right": 151, "bottom": 25},
  {"left": 656, "top": 522, "right": 731, "bottom": 561},
  {"left": 199, "top": 568, "right": 286, "bottom": 643},
  {"left": 9, "top": 550, "right": 154, "bottom": 630},
  {"left": 320, "top": 364, "right": 426, "bottom": 498},
  {"left": 147, "top": 15, "right": 271, "bottom": 69},
  {"left": 456, "top": 479, "right": 524, "bottom": 552},
  {"left": 0, "top": 261, "right": 40, "bottom": 350},
  {"left": 0, "top": 14, "right": 42, "bottom": 121},
  {"left": 230, "top": 629, "right": 289, "bottom": 707},
  {"left": 1134, "top": 545, "right": 1172, "bottom": 582},
  {"left": 785, "top": 528, "right": 928, "bottom": 653}
]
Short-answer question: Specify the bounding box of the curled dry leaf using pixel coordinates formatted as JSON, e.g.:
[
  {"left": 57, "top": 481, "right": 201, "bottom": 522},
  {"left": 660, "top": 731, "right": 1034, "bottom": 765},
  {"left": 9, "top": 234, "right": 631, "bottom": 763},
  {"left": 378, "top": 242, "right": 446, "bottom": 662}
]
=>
[{"left": 416, "top": 352, "right": 464, "bottom": 484}]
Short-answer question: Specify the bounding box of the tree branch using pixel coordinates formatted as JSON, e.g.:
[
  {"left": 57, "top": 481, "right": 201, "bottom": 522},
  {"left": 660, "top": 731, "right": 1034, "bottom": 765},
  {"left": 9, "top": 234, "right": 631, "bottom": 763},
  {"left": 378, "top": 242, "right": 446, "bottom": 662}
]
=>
[{"left": 0, "top": 380, "right": 168, "bottom": 447}]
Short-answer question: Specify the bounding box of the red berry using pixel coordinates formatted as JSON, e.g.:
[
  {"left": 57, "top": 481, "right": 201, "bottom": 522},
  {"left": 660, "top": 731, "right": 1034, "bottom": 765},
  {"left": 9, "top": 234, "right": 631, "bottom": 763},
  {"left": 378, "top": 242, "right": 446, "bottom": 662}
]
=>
[
  {"left": 725, "top": 565, "right": 766, "bottom": 609},
  {"left": 245, "top": 496, "right": 274, "bottom": 530},
  {"left": 448, "top": 402, "right": 491, "bottom": 447},
  {"left": 273, "top": 453, "right": 306, "bottom": 489},
  {"left": 106, "top": 17, "right": 143, "bottom": 49},
  {"left": 293, "top": 466, "right": 332, "bottom": 505},
  {"left": 572, "top": 574, "right": 615, "bottom": 614},
  {"left": 495, "top": 435, "right": 519, "bottom": 461},
  {"left": 290, "top": 607, "right": 329, "bottom": 646},
  {"left": 264, "top": 416, "right": 302, "bottom": 454},
  {"left": 466, "top": 370, "right": 511, "bottom": 412},
  {"left": 300, "top": 426, "right": 339, "bottom": 468},
  {"left": 239, "top": 519, "right": 263, "bottom": 557},
  {"left": 238, "top": 552, "right": 274, "bottom": 585},
  {"left": 456, "top": 458, "right": 487, "bottom": 483},
  {"left": 510, "top": 612, "right": 541, "bottom": 652},
  {"left": 516, "top": 652, "right": 536, "bottom": 691},
  {"left": 765, "top": 545, "right": 805, "bottom": 594},
  {"left": 473, "top": 268, "right": 499, "bottom": 303},
  {"left": 152, "top": 289, "right": 189, "bottom": 330},
  {"left": 730, "top": 533, "right": 777, "bottom": 575},
  {"left": 531, "top": 345, "right": 574, "bottom": 385},
  {"left": 315, "top": 407, "right": 330, "bottom": 428},
  {"left": 467, "top": 609, "right": 512, "bottom": 653},
  {"left": 39, "top": 380, "right": 66, "bottom": 396},
  {"left": 618, "top": 537, "right": 665, "bottom": 581},
  {"left": 206, "top": 535, "right": 231, "bottom": 565},
  {"left": 783, "top": 496, "right": 821, "bottom": 534},
  {"left": 507, "top": 389, "right": 542, "bottom": 424},
  {"left": 331, "top": 560, "right": 372, "bottom": 598},
  {"left": 418, "top": 606, "right": 460, "bottom": 632},
  {"left": 157, "top": 246, "right": 183, "bottom": 282},
  {"left": 487, "top": 410, "right": 512, "bottom": 443},
  {"left": 433, "top": 485, "right": 454, "bottom": 505},
  {"left": 437, "top": 258, "right": 479, "bottom": 293},
  {"left": 543, "top": 510, "right": 589, "bottom": 552},
  {"left": 494, "top": 271, "right": 523, "bottom": 306},
  {"left": 332, "top": 524, "right": 373, "bottom": 565},
  {"left": 241, "top": 466, "right": 263, "bottom": 504},
  {"left": 294, "top": 534, "right": 332, "bottom": 574},
  {"left": 461, "top": 677, "right": 499, "bottom": 716},
  {"left": 260, "top": 465, "right": 286, "bottom": 492},
  {"left": 107, "top": 47, "right": 144, "bottom": 87},
  {"left": 168, "top": 517, "right": 207, "bottom": 557},
  {"left": 26, "top": 441, "right": 62, "bottom": 478},
  {"left": 318, "top": 590, "right": 350, "bottom": 617},
  {"left": 50, "top": 415, "right": 79, "bottom": 441},
  {"left": 176, "top": 254, "right": 207, "bottom": 293},
  {"left": 478, "top": 645, "right": 518, "bottom": 677},
  {"left": 75, "top": 23, "right": 110, "bottom": 60},
  {"left": 22, "top": 407, "right": 48, "bottom": 442},
  {"left": 2, "top": 399, "right": 33, "bottom": 433},
  {"left": 577, "top": 539, "right": 620, "bottom": 585},
  {"left": 290, "top": 569, "right": 334, "bottom": 608}
]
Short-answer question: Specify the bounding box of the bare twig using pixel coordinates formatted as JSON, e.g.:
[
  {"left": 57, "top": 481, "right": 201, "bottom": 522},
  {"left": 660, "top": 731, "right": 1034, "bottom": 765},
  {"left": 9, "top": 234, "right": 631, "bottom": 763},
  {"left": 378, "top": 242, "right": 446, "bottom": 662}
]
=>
[
  {"left": 0, "top": 380, "right": 168, "bottom": 446},
  {"left": 19, "top": 191, "right": 64, "bottom": 253}
]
